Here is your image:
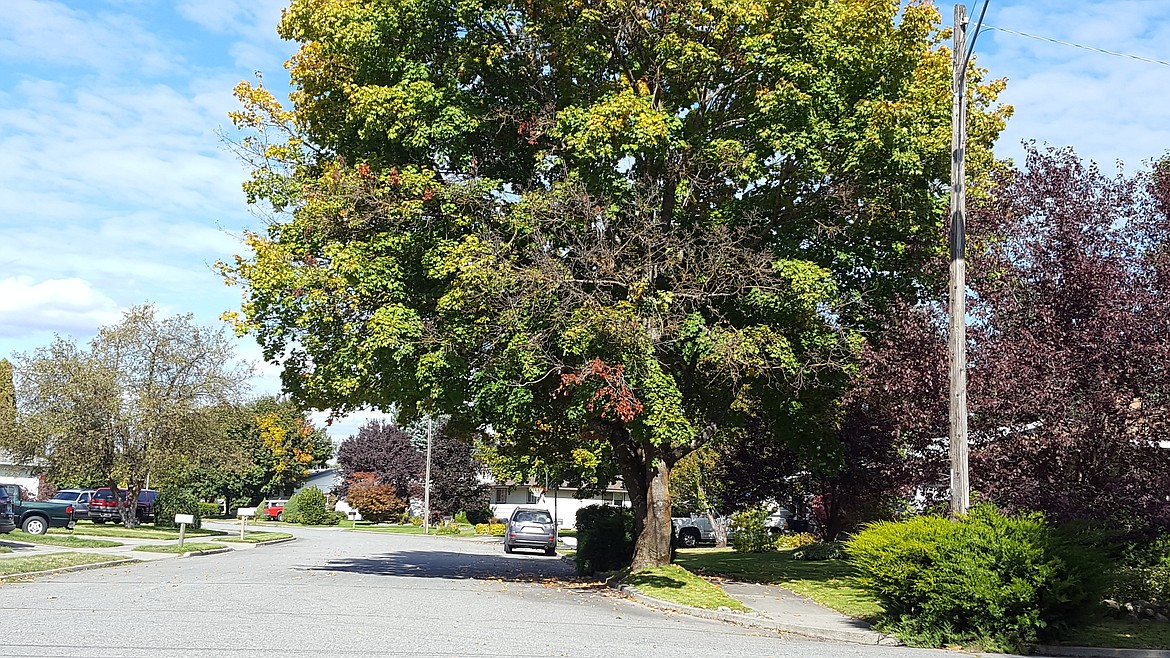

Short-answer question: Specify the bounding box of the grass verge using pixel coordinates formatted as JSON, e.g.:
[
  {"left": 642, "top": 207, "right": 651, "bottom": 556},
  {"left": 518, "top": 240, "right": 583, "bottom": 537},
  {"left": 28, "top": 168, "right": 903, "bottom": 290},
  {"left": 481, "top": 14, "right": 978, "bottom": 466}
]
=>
[
  {"left": 673, "top": 547, "right": 882, "bottom": 620},
  {"left": 6, "top": 530, "right": 121, "bottom": 548},
  {"left": 133, "top": 542, "right": 227, "bottom": 554},
  {"left": 1064, "top": 620, "right": 1170, "bottom": 650},
  {"left": 51, "top": 522, "right": 225, "bottom": 540},
  {"left": 219, "top": 532, "right": 294, "bottom": 543},
  {"left": 0, "top": 552, "right": 127, "bottom": 576},
  {"left": 625, "top": 564, "right": 752, "bottom": 612},
  {"left": 0, "top": 546, "right": 11, "bottom": 554}
]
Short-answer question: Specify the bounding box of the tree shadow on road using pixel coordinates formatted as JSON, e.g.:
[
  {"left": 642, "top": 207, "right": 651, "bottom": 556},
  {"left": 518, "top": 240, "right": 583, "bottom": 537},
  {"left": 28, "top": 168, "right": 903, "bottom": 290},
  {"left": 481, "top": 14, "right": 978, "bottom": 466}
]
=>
[{"left": 299, "top": 548, "right": 605, "bottom": 589}]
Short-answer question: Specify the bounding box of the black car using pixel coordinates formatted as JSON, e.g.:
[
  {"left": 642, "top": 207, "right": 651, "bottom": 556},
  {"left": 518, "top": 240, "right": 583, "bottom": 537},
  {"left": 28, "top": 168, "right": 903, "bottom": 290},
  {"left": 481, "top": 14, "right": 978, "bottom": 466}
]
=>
[{"left": 503, "top": 507, "right": 557, "bottom": 556}]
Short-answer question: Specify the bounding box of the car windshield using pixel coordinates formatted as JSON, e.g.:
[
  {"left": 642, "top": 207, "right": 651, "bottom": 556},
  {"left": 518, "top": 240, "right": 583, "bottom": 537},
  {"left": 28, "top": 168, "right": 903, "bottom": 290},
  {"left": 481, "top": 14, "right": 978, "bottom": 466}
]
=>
[
  {"left": 514, "top": 511, "right": 553, "bottom": 524},
  {"left": 51, "top": 492, "right": 78, "bottom": 501}
]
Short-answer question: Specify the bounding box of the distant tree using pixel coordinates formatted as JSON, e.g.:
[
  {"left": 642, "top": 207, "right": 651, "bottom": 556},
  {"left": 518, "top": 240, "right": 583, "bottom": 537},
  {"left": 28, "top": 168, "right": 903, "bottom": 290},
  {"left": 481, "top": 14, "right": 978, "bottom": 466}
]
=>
[
  {"left": 344, "top": 472, "right": 406, "bottom": 523},
  {"left": 2, "top": 305, "right": 251, "bottom": 527},
  {"left": 336, "top": 420, "right": 422, "bottom": 500},
  {"left": 424, "top": 432, "right": 489, "bottom": 519},
  {"left": 0, "top": 359, "right": 14, "bottom": 432},
  {"left": 668, "top": 447, "right": 729, "bottom": 546}
]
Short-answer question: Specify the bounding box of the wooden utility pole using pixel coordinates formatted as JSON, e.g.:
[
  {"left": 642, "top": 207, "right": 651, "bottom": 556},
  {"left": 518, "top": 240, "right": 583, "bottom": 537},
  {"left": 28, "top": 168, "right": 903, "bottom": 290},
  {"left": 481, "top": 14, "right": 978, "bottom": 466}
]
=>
[
  {"left": 949, "top": 3, "right": 971, "bottom": 516},
  {"left": 423, "top": 414, "right": 433, "bottom": 533}
]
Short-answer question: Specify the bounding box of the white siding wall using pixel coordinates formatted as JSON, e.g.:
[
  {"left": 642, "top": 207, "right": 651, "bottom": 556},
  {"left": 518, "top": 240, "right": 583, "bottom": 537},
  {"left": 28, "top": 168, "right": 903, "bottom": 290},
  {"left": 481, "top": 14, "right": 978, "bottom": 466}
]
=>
[
  {"left": 0, "top": 466, "right": 39, "bottom": 497},
  {"left": 489, "top": 486, "right": 630, "bottom": 529}
]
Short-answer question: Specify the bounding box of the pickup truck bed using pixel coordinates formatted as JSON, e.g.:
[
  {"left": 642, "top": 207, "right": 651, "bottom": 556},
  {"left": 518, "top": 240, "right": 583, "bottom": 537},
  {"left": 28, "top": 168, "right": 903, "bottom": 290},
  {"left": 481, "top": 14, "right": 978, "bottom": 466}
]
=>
[{"left": 1, "top": 485, "right": 76, "bottom": 535}]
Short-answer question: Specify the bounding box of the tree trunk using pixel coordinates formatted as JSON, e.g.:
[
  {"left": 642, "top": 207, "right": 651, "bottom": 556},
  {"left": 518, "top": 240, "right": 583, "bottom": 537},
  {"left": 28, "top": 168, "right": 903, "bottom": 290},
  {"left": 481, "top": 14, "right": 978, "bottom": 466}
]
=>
[
  {"left": 696, "top": 468, "right": 727, "bottom": 548},
  {"left": 628, "top": 460, "right": 673, "bottom": 571},
  {"left": 612, "top": 434, "right": 674, "bottom": 571}
]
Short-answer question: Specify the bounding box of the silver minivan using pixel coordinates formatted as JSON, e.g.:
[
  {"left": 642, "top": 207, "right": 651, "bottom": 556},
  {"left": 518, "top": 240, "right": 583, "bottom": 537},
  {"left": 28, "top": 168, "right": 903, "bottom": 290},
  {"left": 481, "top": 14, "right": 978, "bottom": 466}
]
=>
[
  {"left": 50, "top": 489, "right": 95, "bottom": 520},
  {"left": 504, "top": 507, "right": 557, "bottom": 555}
]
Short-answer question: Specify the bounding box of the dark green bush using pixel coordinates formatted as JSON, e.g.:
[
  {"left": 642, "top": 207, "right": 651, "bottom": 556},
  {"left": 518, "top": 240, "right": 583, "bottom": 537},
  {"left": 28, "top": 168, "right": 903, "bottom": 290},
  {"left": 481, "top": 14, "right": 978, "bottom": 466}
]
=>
[
  {"left": 792, "top": 541, "right": 846, "bottom": 561},
  {"left": 847, "top": 505, "right": 1108, "bottom": 653},
  {"left": 153, "top": 489, "right": 202, "bottom": 529},
  {"left": 464, "top": 507, "right": 492, "bottom": 525},
  {"left": 198, "top": 502, "right": 221, "bottom": 518},
  {"left": 728, "top": 506, "right": 775, "bottom": 553},
  {"left": 284, "top": 487, "right": 332, "bottom": 525},
  {"left": 575, "top": 504, "right": 634, "bottom": 576}
]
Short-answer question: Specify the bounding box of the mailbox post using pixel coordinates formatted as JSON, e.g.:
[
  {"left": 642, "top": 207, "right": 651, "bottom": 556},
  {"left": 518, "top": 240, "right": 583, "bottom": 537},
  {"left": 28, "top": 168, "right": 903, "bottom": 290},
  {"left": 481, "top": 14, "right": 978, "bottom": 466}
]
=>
[
  {"left": 237, "top": 507, "right": 256, "bottom": 539},
  {"left": 174, "top": 513, "right": 194, "bottom": 549}
]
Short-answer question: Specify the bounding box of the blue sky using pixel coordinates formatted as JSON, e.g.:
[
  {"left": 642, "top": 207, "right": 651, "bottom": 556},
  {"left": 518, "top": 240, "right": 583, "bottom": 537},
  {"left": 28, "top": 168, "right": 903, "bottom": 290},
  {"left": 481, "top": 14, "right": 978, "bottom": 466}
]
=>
[{"left": 1, "top": 0, "right": 1167, "bottom": 439}]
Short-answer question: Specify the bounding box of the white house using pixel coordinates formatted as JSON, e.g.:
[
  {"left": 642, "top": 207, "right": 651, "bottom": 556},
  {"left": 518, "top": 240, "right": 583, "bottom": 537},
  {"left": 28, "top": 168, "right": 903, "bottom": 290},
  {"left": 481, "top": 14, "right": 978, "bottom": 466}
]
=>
[
  {"left": 0, "top": 451, "right": 40, "bottom": 497},
  {"left": 487, "top": 479, "right": 631, "bottom": 529}
]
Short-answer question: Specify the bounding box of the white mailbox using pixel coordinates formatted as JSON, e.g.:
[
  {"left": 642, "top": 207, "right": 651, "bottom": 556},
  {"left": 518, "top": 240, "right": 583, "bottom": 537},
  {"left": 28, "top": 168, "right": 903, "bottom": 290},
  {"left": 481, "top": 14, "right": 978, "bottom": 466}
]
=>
[
  {"left": 174, "top": 513, "right": 195, "bottom": 525},
  {"left": 237, "top": 507, "right": 257, "bottom": 517}
]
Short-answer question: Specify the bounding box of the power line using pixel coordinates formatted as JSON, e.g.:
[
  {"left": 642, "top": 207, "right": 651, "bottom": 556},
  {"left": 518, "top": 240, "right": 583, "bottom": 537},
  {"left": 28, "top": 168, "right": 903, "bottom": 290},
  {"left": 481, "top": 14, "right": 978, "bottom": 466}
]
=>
[
  {"left": 963, "top": 0, "right": 991, "bottom": 71},
  {"left": 985, "top": 24, "right": 1170, "bottom": 68}
]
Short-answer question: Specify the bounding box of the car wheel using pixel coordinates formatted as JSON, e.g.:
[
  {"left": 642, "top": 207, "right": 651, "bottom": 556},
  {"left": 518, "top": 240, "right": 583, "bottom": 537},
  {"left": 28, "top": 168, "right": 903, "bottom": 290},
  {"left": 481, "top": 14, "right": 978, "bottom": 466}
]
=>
[
  {"left": 276, "top": 512, "right": 282, "bottom": 522},
  {"left": 544, "top": 547, "right": 556, "bottom": 556},
  {"left": 22, "top": 516, "right": 48, "bottom": 535},
  {"left": 504, "top": 543, "right": 513, "bottom": 554},
  {"left": 680, "top": 530, "right": 699, "bottom": 548}
]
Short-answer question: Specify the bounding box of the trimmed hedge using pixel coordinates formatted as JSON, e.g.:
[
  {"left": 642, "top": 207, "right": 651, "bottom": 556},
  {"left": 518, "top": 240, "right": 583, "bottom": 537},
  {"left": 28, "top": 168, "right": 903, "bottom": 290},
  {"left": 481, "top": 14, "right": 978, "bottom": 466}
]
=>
[
  {"left": 575, "top": 504, "right": 634, "bottom": 576},
  {"left": 474, "top": 523, "right": 507, "bottom": 536},
  {"left": 282, "top": 487, "right": 333, "bottom": 525},
  {"left": 847, "top": 505, "right": 1108, "bottom": 653},
  {"left": 153, "top": 489, "right": 202, "bottom": 529}
]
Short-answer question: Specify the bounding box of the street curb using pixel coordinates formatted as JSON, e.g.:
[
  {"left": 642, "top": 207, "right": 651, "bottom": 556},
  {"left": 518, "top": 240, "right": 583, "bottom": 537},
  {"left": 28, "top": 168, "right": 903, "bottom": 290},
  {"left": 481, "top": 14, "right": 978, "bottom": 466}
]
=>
[
  {"left": 1036, "top": 646, "right": 1170, "bottom": 658},
  {"left": 0, "top": 557, "right": 139, "bottom": 582},
  {"left": 178, "top": 546, "right": 233, "bottom": 559},
  {"left": 605, "top": 575, "right": 899, "bottom": 646},
  {"left": 252, "top": 537, "right": 296, "bottom": 547}
]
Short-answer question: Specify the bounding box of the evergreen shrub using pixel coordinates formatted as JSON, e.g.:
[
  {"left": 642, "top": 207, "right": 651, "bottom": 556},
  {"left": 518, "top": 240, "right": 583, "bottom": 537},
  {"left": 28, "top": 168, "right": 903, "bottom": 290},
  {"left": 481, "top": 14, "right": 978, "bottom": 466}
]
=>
[
  {"left": 792, "top": 541, "right": 846, "bottom": 561},
  {"left": 729, "top": 506, "right": 775, "bottom": 553},
  {"left": 847, "top": 505, "right": 1107, "bottom": 652},
  {"left": 153, "top": 489, "right": 202, "bottom": 529},
  {"left": 284, "top": 487, "right": 332, "bottom": 525},
  {"left": 575, "top": 504, "right": 634, "bottom": 576}
]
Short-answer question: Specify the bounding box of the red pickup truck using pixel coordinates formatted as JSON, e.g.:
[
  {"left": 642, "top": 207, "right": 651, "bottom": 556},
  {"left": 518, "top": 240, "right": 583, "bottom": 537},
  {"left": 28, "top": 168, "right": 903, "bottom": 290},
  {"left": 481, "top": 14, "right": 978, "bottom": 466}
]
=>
[{"left": 259, "top": 499, "right": 287, "bottom": 521}]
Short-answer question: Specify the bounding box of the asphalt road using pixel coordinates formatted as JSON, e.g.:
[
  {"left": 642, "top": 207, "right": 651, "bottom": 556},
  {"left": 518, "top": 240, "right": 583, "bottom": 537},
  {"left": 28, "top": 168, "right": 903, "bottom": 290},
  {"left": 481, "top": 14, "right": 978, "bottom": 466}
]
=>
[{"left": 1, "top": 525, "right": 986, "bottom": 657}]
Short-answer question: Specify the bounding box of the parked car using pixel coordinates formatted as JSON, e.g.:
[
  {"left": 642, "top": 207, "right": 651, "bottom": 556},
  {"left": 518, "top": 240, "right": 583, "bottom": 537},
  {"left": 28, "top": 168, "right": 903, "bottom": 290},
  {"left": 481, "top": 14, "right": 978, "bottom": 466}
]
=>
[
  {"left": 503, "top": 507, "right": 557, "bottom": 555},
  {"left": 259, "top": 499, "right": 287, "bottom": 521},
  {"left": 1, "top": 484, "right": 75, "bottom": 535},
  {"left": 50, "top": 489, "right": 95, "bottom": 520},
  {"left": 0, "top": 485, "right": 14, "bottom": 534},
  {"left": 88, "top": 487, "right": 159, "bottom": 524},
  {"left": 672, "top": 516, "right": 719, "bottom": 547}
]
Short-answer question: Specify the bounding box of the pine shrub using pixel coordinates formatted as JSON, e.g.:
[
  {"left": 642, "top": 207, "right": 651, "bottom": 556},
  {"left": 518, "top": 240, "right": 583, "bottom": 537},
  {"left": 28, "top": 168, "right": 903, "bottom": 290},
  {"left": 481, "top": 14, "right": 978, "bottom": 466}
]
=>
[
  {"left": 465, "top": 507, "right": 492, "bottom": 525},
  {"left": 791, "top": 541, "right": 846, "bottom": 561},
  {"left": 575, "top": 504, "right": 634, "bottom": 576},
  {"left": 153, "top": 489, "right": 202, "bottom": 529},
  {"left": 847, "top": 504, "right": 1108, "bottom": 653}
]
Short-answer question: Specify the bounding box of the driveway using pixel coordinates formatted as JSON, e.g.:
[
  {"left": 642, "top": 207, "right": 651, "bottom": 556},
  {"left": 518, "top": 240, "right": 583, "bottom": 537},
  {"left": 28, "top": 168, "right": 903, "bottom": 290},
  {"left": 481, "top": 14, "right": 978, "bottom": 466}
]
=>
[{"left": 0, "top": 524, "right": 983, "bottom": 657}]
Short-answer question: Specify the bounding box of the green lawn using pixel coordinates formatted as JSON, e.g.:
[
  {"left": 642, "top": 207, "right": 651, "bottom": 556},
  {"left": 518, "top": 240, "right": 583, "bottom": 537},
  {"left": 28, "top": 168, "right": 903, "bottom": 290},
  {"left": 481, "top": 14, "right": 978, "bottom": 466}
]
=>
[
  {"left": 6, "top": 530, "right": 122, "bottom": 548},
  {"left": 625, "top": 564, "right": 752, "bottom": 612},
  {"left": 132, "top": 542, "right": 227, "bottom": 554},
  {"left": 673, "top": 547, "right": 883, "bottom": 620},
  {"left": 51, "top": 522, "right": 226, "bottom": 540},
  {"left": 219, "top": 532, "right": 294, "bottom": 543},
  {"left": 0, "top": 552, "right": 129, "bottom": 577},
  {"left": 0, "top": 546, "right": 11, "bottom": 554},
  {"left": 1063, "top": 619, "right": 1170, "bottom": 650}
]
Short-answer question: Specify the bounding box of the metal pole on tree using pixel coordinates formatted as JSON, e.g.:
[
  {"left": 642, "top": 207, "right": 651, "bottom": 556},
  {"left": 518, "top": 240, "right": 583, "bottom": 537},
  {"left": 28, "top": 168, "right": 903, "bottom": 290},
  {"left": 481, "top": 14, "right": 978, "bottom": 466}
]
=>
[
  {"left": 423, "top": 414, "right": 433, "bottom": 533},
  {"left": 949, "top": 3, "right": 971, "bottom": 516}
]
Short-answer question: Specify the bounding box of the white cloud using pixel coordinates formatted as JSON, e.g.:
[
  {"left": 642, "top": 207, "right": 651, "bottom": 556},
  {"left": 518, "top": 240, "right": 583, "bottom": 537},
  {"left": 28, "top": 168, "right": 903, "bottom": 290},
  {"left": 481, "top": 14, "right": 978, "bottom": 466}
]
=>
[
  {"left": 0, "top": 0, "right": 178, "bottom": 77},
  {"left": 0, "top": 276, "right": 122, "bottom": 337}
]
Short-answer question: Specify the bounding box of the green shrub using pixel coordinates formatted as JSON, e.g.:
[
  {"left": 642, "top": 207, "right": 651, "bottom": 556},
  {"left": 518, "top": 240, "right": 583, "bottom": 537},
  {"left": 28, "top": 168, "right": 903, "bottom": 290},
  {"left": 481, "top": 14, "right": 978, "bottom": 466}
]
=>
[
  {"left": 153, "top": 489, "right": 202, "bottom": 530},
  {"left": 284, "top": 487, "right": 332, "bottom": 525},
  {"left": 434, "top": 521, "right": 461, "bottom": 535},
  {"left": 729, "top": 506, "right": 775, "bottom": 553},
  {"left": 1107, "top": 565, "right": 1170, "bottom": 603},
  {"left": 575, "top": 504, "right": 634, "bottom": 576},
  {"left": 332, "top": 511, "right": 349, "bottom": 525},
  {"left": 408, "top": 515, "right": 423, "bottom": 526},
  {"left": 198, "top": 502, "right": 221, "bottom": 518},
  {"left": 847, "top": 505, "right": 1108, "bottom": 653},
  {"left": 776, "top": 532, "right": 817, "bottom": 549},
  {"left": 454, "top": 511, "right": 469, "bottom": 524},
  {"left": 792, "top": 541, "right": 846, "bottom": 561},
  {"left": 465, "top": 508, "right": 492, "bottom": 525}
]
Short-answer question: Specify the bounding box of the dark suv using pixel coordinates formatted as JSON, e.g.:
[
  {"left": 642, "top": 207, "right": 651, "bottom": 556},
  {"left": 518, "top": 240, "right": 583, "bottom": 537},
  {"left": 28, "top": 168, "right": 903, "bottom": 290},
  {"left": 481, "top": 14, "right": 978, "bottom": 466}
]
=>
[
  {"left": 89, "top": 488, "right": 159, "bottom": 524},
  {"left": 0, "top": 485, "right": 14, "bottom": 533}
]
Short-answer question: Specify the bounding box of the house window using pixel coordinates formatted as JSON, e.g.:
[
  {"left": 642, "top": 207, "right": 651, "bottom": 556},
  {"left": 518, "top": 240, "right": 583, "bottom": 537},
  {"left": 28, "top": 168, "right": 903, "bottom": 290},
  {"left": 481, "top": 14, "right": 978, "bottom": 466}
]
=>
[
  {"left": 526, "top": 491, "right": 538, "bottom": 505},
  {"left": 494, "top": 488, "right": 507, "bottom": 504}
]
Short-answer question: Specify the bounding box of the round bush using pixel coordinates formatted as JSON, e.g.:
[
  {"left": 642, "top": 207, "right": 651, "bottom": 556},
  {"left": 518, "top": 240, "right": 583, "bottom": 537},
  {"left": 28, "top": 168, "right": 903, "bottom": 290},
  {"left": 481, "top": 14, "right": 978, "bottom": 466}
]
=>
[
  {"left": 153, "top": 489, "right": 202, "bottom": 529},
  {"left": 464, "top": 507, "right": 492, "bottom": 525},
  {"left": 728, "top": 506, "right": 775, "bottom": 553},
  {"left": 284, "top": 487, "right": 332, "bottom": 525},
  {"left": 575, "top": 504, "right": 634, "bottom": 575}
]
